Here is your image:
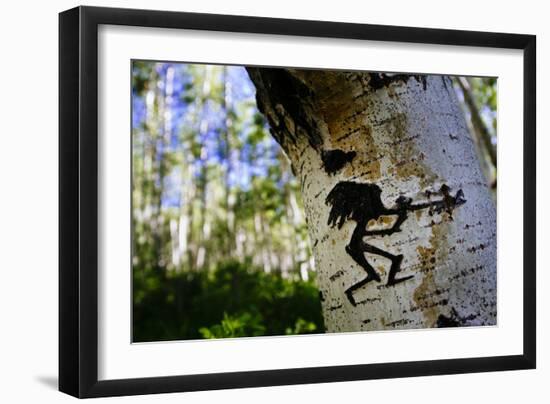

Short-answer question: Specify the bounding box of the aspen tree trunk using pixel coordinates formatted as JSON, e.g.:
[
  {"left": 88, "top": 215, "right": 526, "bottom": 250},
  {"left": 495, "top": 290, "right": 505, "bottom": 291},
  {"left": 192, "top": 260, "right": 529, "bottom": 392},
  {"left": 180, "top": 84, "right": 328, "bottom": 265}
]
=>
[{"left": 247, "top": 68, "right": 497, "bottom": 332}]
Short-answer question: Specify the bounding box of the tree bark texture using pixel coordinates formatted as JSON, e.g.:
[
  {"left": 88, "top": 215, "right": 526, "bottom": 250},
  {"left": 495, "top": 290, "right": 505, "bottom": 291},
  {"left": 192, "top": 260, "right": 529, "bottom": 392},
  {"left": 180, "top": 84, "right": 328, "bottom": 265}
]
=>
[{"left": 247, "top": 68, "right": 497, "bottom": 332}]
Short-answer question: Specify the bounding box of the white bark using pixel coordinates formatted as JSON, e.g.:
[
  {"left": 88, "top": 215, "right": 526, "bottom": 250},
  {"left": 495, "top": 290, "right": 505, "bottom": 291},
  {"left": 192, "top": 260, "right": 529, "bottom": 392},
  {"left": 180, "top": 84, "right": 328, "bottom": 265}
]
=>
[{"left": 248, "top": 69, "right": 496, "bottom": 332}]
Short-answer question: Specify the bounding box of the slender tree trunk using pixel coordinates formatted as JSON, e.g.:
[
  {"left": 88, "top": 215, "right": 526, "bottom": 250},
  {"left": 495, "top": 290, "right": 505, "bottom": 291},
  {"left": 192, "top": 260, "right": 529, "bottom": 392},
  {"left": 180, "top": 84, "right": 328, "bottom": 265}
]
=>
[
  {"left": 147, "top": 69, "right": 165, "bottom": 270},
  {"left": 455, "top": 77, "right": 497, "bottom": 192},
  {"left": 248, "top": 68, "right": 497, "bottom": 332},
  {"left": 195, "top": 67, "right": 213, "bottom": 271},
  {"left": 456, "top": 77, "right": 497, "bottom": 168},
  {"left": 222, "top": 67, "right": 237, "bottom": 256}
]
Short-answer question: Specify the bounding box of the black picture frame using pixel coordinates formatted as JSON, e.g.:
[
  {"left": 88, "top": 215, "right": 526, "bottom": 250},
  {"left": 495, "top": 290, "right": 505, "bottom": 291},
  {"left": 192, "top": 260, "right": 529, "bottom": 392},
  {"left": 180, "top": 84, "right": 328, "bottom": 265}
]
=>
[{"left": 59, "top": 5, "right": 536, "bottom": 398}]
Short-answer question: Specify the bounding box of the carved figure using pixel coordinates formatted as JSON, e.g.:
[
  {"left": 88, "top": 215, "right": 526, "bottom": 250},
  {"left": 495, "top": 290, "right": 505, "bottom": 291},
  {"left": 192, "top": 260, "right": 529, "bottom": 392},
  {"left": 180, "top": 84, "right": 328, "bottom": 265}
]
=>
[{"left": 325, "top": 182, "right": 465, "bottom": 306}]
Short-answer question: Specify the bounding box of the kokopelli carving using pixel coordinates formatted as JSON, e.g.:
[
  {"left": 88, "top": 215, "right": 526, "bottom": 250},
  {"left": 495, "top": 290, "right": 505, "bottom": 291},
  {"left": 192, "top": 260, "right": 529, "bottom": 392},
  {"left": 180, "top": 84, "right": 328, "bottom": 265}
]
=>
[{"left": 325, "top": 182, "right": 465, "bottom": 306}]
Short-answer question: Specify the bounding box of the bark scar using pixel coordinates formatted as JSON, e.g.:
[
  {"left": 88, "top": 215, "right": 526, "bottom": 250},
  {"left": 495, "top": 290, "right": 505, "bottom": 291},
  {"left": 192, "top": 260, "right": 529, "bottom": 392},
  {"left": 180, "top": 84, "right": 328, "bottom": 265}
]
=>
[{"left": 321, "top": 149, "right": 357, "bottom": 175}]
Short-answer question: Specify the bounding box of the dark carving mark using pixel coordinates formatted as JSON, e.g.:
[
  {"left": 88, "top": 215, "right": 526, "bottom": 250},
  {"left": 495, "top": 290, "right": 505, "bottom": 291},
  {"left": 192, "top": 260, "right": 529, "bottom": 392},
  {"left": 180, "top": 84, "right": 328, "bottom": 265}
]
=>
[
  {"left": 415, "top": 75, "right": 428, "bottom": 91},
  {"left": 368, "top": 73, "right": 427, "bottom": 91},
  {"left": 349, "top": 166, "right": 382, "bottom": 180},
  {"left": 325, "top": 181, "right": 466, "bottom": 306},
  {"left": 410, "top": 298, "right": 448, "bottom": 313},
  {"left": 464, "top": 222, "right": 481, "bottom": 230},
  {"left": 321, "top": 149, "right": 357, "bottom": 175},
  {"left": 449, "top": 133, "right": 459, "bottom": 141},
  {"left": 356, "top": 297, "right": 381, "bottom": 305},
  {"left": 414, "top": 184, "right": 466, "bottom": 220},
  {"left": 467, "top": 243, "right": 486, "bottom": 253},
  {"left": 385, "top": 318, "right": 413, "bottom": 328},
  {"left": 441, "top": 76, "right": 450, "bottom": 94},
  {"left": 318, "top": 291, "right": 325, "bottom": 302},
  {"left": 439, "top": 184, "right": 465, "bottom": 218},
  {"left": 448, "top": 265, "right": 483, "bottom": 282},
  {"left": 436, "top": 307, "right": 479, "bottom": 328},
  {"left": 329, "top": 270, "right": 345, "bottom": 282},
  {"left": 336, "top": 128, "right": 360, "bottom": 142},
  {"left": 329, "top": 304, "right": 343, "bottom": 311},
  {"left": 436, "top": 313, "right": 461, "bottom": 327}
]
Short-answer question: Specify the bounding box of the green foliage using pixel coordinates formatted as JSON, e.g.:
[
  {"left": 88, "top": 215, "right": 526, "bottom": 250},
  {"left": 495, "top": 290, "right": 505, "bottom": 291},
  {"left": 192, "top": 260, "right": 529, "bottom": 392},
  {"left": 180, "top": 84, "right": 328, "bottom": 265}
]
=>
[
  {"left": 199, "top": 312, "right": 266, "bottom": 339},
  {"left": 286, "top": 318, "right": 318, "bottom": 335},
  {"left": 133, "top": 260, "right": 325, "bottom": 342}
]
